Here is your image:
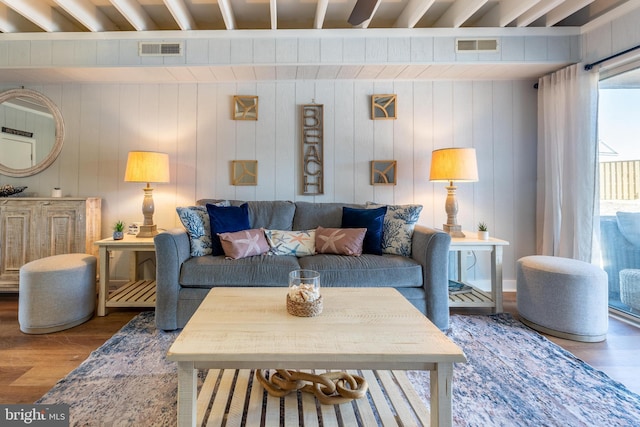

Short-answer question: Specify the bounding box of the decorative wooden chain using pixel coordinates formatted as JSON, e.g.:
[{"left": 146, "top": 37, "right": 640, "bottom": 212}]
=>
[{"left": 255, "top": 369, "right": 368, "bottom": 405}]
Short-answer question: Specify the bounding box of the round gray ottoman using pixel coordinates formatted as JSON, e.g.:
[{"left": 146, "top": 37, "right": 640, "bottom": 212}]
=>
[
  {"left": 620, "top": 269, "right": 640, "bottom": 312},
  {"left": 516, "top": 255, "right": 608, "bottom": 342},
  {"left": 19, "top": 253, "right": 97, "bottom": 334}
]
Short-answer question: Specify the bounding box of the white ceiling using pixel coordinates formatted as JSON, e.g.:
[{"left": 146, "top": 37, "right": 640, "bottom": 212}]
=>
[
  {"left": 0, "top": 0, "right": 635, "bottom": 83},
  {"left": 0, "top": 0, "right": 631, "bottom": 33}
]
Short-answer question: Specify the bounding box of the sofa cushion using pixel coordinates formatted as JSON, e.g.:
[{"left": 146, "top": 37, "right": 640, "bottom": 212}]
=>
[
  {"left": 293, "top": 202, "right": 362, "bottom": 230},
  {"left": 265, "top": 229, "right": 316, "bottom": 257},
  {"left": 366, "top": 202, "right": 423, "bottom": 257},
  {"left": 315, "top": 226, "right": 366, "bottom": 256},
  {"left": 176, "top": 201, "right": 229, "bottom": 257},
  {"left": 342, "top": 206, "right": 387, "bottom": 255},
  {"left": 206, "top": 203, "right": 250, "bottom": 255},
  {"left": 298, "top": 254, "right": 422, "bottom": 288},
  {"left": 179, "top": 254, "right": 300, "bottom": 287},
  {"left": 218, "top": 229, "right": 270, "bottom": 260},
  {"left": 199, "top": 199, "right": 295, "bottom": 230}
]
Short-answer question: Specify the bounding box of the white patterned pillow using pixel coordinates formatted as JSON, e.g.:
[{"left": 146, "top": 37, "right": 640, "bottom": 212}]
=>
[
  {"left": 265, "top": 229, "right": 316, "bottom": 257},
  {"left": 366, "top": 202, "right": 423, "bottom": 257},
  {"left": 177, "top": 201, "right": 229, "bottom": 256}
]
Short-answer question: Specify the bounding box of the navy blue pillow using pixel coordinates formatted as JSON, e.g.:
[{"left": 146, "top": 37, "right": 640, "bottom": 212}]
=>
[
  {"left": 206, "top": 203, "right": 250, "bottom": 256},
  {"left": 341, "top": 206, "right": 387, "bottom": 255}
]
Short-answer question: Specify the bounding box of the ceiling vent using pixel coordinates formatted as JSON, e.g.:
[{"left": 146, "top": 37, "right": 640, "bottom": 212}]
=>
[
  {"left": 138, "top": 42, "right": 183, "bottom": 56},
  {"left": 456, "top": 39, "right": 499, "bottom": 53}
]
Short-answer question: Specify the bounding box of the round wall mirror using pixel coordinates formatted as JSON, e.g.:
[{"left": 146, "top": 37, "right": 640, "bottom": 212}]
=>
[{"left": 0, "top": 88, "right": 64, "bottom": 177}]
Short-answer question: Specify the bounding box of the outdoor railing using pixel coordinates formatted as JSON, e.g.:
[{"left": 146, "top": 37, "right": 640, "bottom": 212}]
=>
[{"left": 600, "top": 160, "right": 640, "bottom": 200}]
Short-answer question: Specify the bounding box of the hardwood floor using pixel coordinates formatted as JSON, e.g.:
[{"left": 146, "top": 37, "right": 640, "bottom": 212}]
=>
[{"left": 1, "top": 292, "right": 639, "bottom": 405}]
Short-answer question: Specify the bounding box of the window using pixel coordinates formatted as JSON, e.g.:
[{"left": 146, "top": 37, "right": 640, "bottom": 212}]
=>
[{"left": 598, "top": 66, "right": 640, "bottom": 322}]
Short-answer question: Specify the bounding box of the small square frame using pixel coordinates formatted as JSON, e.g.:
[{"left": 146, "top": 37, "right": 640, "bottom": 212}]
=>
[
  {"left": 371, "top": 94, "right": 397, "bottom": 120},
  {"left": 232, "top": 160, "right": 258, "bottom": 185},
  {"left": 371, "top": 160, "right": 397, "bottom": 185},
  {"left": 233, "top": 96, "right": 258, "bottom": 120}
]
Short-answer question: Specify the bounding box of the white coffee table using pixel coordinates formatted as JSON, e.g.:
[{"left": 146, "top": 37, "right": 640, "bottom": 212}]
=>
[{"left": 167, "top": 287, "right": 466, "bottom": 427}]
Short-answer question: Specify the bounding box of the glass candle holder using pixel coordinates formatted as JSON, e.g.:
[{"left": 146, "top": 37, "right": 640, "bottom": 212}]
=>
[
  {"left": 287, "top": 269, "right": 322, "bottom": 317},
  {"left": 288, "top": 269, "right": 320, "bottom": 302}
]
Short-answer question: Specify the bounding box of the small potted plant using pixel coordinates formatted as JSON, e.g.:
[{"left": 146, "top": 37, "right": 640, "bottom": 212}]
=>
[
  {"left": 113, "top": 220, "right": 125, "bottom": 240},
  {"left": 477, "top": 222, "right": 489, "bottom": 240}
]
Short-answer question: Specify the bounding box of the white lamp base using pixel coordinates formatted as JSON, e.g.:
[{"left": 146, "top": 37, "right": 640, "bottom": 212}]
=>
[
  {"left": 443, "top": 224, "right": 465, "bottom": 238},
  {"left": 137, "top": 224, "right": 158, "bottom": 238}
]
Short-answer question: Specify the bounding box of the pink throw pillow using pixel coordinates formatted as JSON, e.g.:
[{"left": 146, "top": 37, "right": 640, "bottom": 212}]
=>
[
  {"left": 218, "top": 229, "right": 270, "bottom": 259},
  {"left": 315, "top": 226, "right": 366, "bottom": 256}
]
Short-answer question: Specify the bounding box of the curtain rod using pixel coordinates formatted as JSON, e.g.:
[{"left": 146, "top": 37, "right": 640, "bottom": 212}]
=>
[
  {"left": 584, "top": 44, "right": 640, "bottom": 70},
  {"left": 533, "top": 44, "right": 640, "bottom": 89}
]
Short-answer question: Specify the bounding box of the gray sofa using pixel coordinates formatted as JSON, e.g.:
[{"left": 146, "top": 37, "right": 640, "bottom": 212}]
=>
[{"left": 154, "top": 200, "right": 451, "bottom": 331}]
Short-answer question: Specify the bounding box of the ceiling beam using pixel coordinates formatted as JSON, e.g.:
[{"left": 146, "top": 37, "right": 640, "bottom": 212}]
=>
[
  {"left": 545, "top": 0, "right": 596, "bottom": 26},
  {"left": 163, "top": 0, "right": 196, "bottom": 30},
  {"left": 516, "top": 0, "right": 564, "bottom": 27},
  {"left": 314, "top": 0, "right": 329, "bottom": 29},
  {"left": 357, "top": 0, "right": 382, "bottom": 29},
  {"left": 270, "top": 0, "right": 277, "bottom": 29},
  {"left": 0, "top": 0, "right": 78, "bottom": 31},
  {"left": 394, "top": 0, "right": 436, "bottom": 28},
  {"left": 110, "top": 0, "right": 157, "bottom": 31},
  {"left": 217, "top": 0, "right": 236, "bottom": 30},
  {"left": 54, "top": 0, "right": 118, "bottom": 32},
  {"left": 435, "top": 0, "right": 489, "bottom": 28},
  {"left": 0, "top": 4, "right": 20, "bottom": 32},
  {"left": 474, "top": 0, "right": 541, "bottom": 27}
]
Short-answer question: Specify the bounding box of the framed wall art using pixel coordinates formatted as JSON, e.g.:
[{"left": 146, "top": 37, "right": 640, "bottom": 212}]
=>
[
  {"left": 371, "top": 160, "right": 397, "bottom": 185},
  {"left": 301, "top": 104, "right": 324, "bottom": 195},
  {"left": 231, "top": 160, "right": 258, "bottom": 185},
  {"left": 371, "top": 94, "right": 397, "bottom": 120},
  {"left": 233, "top": 95, "right": 258, "bottom": 120}
]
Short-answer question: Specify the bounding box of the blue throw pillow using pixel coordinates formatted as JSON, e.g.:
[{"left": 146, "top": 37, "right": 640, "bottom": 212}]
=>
[
  {"left": 341, "top": 206, "right": 387, "bottom": 255},
  {"left": 206, "top": 203, "right": 250, "bottom": 256}
]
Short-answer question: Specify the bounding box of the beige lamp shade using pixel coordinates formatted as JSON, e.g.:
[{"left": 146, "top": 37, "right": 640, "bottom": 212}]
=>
[
  {"left": 124, "top": 151, "right": 170, "bottom": 184},
  {"left": 429, "top": 148, "right": 478, "bottom": 183}
]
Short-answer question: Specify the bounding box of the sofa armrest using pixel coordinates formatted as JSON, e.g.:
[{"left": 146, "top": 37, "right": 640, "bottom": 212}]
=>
[
  {"left": 411, "top": 225, "right": 451, "bottom": 330},
  {"left": 154, "top": 228, "right": 191, "bottom": 330}
]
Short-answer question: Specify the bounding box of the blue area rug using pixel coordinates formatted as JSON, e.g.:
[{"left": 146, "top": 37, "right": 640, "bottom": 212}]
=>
[{"left": 37, "top": 312, "right": 640, "bottom": 426}]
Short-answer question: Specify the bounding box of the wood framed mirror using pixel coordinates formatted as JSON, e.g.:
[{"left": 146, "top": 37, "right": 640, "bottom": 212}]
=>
[{"left": 0, "top": 88, "right": 65, "bottom": 177}]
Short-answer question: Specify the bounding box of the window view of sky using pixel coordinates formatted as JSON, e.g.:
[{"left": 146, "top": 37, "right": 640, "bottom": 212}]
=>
[{"left": 599, "top": 88, "right": 640, "bottom": 162}]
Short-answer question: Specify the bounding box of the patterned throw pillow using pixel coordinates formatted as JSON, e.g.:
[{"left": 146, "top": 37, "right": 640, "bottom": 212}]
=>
[
  {"left": 366, "top": 202, "right": 423, "bottom": 257},
  {"left": 315, "top": 226, "right": 366, "bottom": 256},
  {"left": 218, "top": 229, "right": 270, "bottom": 260},
  {"left": 176, "top": 201, "right": 230, "bottom": 257},
  {"left": 264, "top": 229, "right": 316, "bottom": 257}
]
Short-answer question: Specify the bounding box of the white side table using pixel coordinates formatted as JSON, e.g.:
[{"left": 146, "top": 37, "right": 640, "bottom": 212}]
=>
[
  {"left": 448, "top": 233, "right": 510, "bottom": 312},
  {"left": 94, "top": 234, "right": 156, "bottom": 316}
]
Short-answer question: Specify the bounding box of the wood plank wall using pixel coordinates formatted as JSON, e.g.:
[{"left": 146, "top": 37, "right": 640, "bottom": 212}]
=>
[{"left": 0, "top": 80, "right": 537, "bottom": 287}]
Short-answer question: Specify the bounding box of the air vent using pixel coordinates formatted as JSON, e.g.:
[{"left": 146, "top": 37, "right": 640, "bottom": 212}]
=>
[
  {"left": 456, "top": 39, "right": 499, "bottom": 53},
  {"left": 139, "top": 42, "right": 183, "bottom": 56}
]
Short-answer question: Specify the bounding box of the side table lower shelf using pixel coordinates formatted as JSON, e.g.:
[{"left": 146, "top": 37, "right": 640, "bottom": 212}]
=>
[
  {"left": 449, "top": 286, "right": 495, "bottom": 308},
  {"left": 107, "top": 280, "right": 156, "bottom": 308}
]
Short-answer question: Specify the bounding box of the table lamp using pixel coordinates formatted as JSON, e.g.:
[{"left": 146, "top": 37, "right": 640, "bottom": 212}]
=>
[
  {"left": 124, "top": 151, "right": 170, "bottom": 238},
  {"left": 429, "top": 147, "right": 478, "bottom": 237}
]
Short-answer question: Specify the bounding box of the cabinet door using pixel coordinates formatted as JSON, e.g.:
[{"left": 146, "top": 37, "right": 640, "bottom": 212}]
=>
[
  {"left": 0, "top": 204, "right": 36, "bottom": 282},
  {"left": 40, "top": 201, "right": 85, "bottom": 257}
]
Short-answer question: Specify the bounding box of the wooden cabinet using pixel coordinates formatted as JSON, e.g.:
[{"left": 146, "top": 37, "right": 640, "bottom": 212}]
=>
[{"left": 0, "top": 197, "right": 101, "bottom": 291}]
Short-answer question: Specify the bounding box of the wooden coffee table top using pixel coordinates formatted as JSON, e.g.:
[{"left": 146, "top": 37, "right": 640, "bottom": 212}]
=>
[{"left": 167, "top": 287, "right": 466, "bottom": 370}]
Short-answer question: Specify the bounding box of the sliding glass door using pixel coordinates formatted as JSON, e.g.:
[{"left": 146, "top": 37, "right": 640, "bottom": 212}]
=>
[{"left": 598, "top": 68, "right": 640, "bottom": 321}]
